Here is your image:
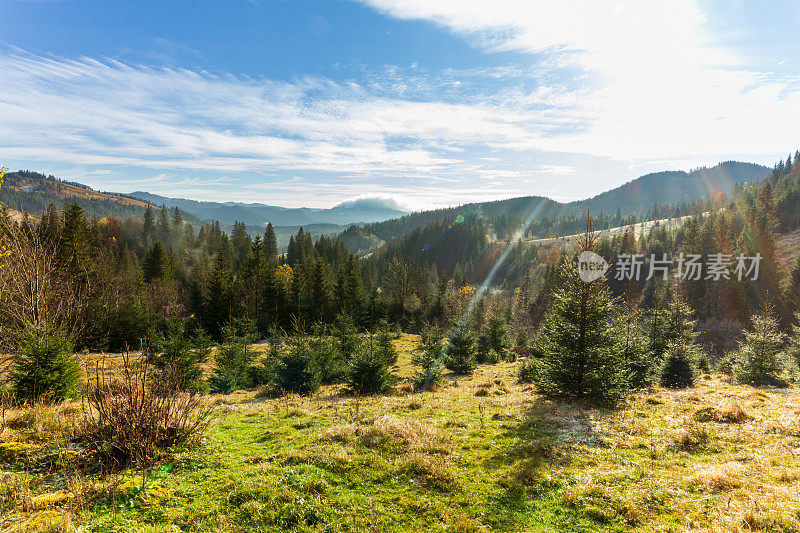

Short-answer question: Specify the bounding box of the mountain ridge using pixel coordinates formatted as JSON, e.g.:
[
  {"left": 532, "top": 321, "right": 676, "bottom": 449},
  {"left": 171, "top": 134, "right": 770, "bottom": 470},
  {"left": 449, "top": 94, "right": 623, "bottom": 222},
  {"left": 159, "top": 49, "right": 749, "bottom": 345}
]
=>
[{"left": 1, "top": 161, "right": 769, "bottom": 235}]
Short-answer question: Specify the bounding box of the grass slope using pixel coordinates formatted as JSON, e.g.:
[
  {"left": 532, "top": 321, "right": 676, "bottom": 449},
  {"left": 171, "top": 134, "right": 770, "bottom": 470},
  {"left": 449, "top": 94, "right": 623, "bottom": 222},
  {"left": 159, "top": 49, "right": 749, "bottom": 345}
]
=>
[{"left": 2, "top": 335, "right": 800, "bottom": 532}]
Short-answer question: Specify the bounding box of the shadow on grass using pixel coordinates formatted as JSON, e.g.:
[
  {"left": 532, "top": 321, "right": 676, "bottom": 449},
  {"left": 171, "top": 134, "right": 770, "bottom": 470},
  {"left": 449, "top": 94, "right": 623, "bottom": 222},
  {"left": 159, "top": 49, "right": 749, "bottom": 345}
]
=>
[{"left": 483, "top": 397, "right": 624, "bottom": 531}]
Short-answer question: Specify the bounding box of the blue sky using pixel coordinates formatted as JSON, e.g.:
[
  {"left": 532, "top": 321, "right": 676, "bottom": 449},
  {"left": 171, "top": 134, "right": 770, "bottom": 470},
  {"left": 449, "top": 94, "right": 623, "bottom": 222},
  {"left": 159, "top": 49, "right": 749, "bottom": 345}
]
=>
[{"left": 2, "top": 0, "right": 800, "bottom": 209}]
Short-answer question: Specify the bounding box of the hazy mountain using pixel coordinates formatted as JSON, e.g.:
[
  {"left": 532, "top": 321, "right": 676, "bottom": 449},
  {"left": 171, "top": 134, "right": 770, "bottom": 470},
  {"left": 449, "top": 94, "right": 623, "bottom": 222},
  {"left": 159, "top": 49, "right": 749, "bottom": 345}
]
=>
[
  {"left": 566, "top": 161, "right": 770, "bottom": 216},
  {"left": 358, "top": 161, "right": 770, "bottom": 242},
  {"left": 129, "top": 192, "right": 407, "bottom": 227},
  {"left": 2, "top": 161, "right": 768, "bottom": 241}
]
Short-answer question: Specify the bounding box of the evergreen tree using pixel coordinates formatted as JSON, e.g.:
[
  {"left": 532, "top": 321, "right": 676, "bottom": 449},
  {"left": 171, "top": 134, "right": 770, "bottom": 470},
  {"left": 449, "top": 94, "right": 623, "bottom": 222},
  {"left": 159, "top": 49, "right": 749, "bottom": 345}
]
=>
[
  {"left": 375, "top": 320, "right": 398, "bottom": 366},
  {"left": 347, "top": 340, "right": 394, "bottom": 394},
  {"left": 264, "top": 223, "right": 278, "bottom": 262},
  {"left": 660, "top": 341, "right": 700, "bottom": 388},
  {"left": 310, "top": 259, "right": 329, "bottom": 322},
  {"left": 475, "top": 331, "right": 493, "bottom": 364},
  {"left": 143, "top": 241, "right": 171, "bottom": 283},
  {"left": 204, "top": 250, "right": 234, "bottom": 339},
  {"left": 733, "top": 311, "right": 792, "bottom": 386},
  {"left": 787, "top": 312, "right": 800, "bottom": 371},
  {"left": 333, "top": 312, "right": 361, "bottom": 357},
  {"left": 443, "top": 327, "right": 477, "bottom": 375},
  {"left": 143, "top": 205, "right": 155, "bottom": 241},
  {"left": 231, "top": 221, "right": 251, "bottom": 269},
  {"left": 156, "top": 205, "right": 170, "bottom": 243},
  {"left": 171, "top": 206, "right": 182, "bottom": 227},
  {"left": 412, "top": 328, "right": 443, "bottom": 390},
  {"left": 270, "top": 337, "right": 320, "bottom": 396},
  {"left": 335, "top": 255, "right": 364, "bottom": 324},
  {"left": 61, "top": 202, "right": 91, "bottom": 273},
  {"left": 10, "top": 323, "right": 81, "bottom": 401},
  {"left": 209, "top": 323, "right": 257, "bottom": 393},
  {"left": 147, "top": 319, "right": 212, "bottom": 393},
  {"left": 534, "top": 220, "right": 629, "bottom": 403},
  {"left": 485, "top": 314, "right": 510, "bottom": 357}
]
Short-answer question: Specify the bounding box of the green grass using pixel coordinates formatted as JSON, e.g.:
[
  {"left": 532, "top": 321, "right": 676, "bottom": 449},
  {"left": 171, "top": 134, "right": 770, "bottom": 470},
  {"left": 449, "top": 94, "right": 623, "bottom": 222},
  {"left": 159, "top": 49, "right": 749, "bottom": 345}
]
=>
[{"left": 2, "top": 335, "right": 800, "bottom": 532}]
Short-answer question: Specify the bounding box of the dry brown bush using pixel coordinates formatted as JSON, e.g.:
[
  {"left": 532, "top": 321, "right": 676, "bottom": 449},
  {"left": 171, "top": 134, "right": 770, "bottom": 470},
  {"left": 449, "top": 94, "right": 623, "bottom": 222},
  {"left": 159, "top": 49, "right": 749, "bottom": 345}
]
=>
[{"left": 82, "top": 350, "right": 213, "bottom": 469}]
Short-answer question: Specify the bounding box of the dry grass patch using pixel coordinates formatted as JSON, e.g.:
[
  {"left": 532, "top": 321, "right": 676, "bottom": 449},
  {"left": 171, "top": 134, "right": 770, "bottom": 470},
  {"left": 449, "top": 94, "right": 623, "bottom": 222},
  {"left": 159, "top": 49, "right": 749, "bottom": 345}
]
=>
[
  {"left": 694, "top": 400, "right": 751, "bottom": 423},
  {"left": 398, "top": 452, "right": 458, "bottom": 491},
  {"left": 323, "top": 415, "right": 449, "bottom": 455},
  {"left": 685, "top": 461, "right": 747, "bottom": 492},
  {"left": 363, "top": 415, "right": 448, "bottom": 453},
  {"left": 674, "top": 422, "right": 711, "bottom": 451}
]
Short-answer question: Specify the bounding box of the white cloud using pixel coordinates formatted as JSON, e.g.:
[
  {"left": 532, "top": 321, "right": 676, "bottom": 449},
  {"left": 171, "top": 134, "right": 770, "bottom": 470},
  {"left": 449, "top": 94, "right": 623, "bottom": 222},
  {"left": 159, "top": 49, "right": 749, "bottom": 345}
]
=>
[
  {"left": 4, "top": 0, "right": 800, "bottom": 211},
  {"left": 358, "top": 0, "right": 800, "bottom": 159},
  {"left": 0, "top": 50, "right": 586, "bottom": 197}
]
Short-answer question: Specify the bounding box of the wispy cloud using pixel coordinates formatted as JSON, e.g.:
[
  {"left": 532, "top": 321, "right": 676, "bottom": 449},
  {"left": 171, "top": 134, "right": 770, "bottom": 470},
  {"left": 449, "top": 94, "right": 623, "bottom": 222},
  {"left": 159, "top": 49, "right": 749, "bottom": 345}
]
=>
[
  {"left": 3, "top": 0, "right": 800, "bottom": 212},
  {"left": 0, "top": 49, "right": 592, "bottom": 206},
  {"left": 358, "top": 0, "right": 800, "bottom": 159}
]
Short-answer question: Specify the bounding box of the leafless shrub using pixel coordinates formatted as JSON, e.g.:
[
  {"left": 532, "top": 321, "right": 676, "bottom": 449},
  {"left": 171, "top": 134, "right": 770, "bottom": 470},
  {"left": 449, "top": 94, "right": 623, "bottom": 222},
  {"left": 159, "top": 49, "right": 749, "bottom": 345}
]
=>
[
  {"left": 0, "top": 221, "right": 90, "bottom": 348},
  {"left": 82, "top": 350, "right": 213, "bottom": 469}
]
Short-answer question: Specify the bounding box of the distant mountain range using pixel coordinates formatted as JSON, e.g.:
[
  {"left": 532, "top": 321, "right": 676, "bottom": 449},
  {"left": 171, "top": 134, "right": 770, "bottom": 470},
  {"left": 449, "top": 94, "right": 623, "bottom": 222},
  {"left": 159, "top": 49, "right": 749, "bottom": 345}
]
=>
[
  {"left": 129, "top": 191, "right": 408, "bottom": 228},
  {"left": 358, "top": 161, "right": 771, "bottom": 242},
  {"left": 1, "top": 161, "right": 769, "bottom": 244}
]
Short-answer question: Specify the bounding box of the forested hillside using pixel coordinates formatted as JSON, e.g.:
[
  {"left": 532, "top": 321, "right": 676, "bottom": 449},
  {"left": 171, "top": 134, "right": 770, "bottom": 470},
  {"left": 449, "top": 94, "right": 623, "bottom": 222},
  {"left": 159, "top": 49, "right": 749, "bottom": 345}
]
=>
[
  {"left": 2, "top": 151, "right": 800, "bottom": 532},
  {"left": 0, "top": 154, "right": 795, "bottom": 356},
  {"left": 358, "top": 161, "right": 768, "bottom": 244}
]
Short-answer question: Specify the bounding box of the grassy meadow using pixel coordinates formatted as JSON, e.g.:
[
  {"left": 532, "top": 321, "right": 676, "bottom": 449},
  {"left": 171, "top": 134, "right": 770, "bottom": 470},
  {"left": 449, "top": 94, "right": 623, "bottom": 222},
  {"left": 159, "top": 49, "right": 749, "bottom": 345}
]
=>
[{"left": 2, "top": 334, "right": 800, "bottom": 532}]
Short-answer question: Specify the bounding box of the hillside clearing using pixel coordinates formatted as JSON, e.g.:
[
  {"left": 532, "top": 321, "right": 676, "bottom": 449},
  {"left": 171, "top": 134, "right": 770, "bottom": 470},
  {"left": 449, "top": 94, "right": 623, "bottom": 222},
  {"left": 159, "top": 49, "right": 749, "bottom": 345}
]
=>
[{"left": 2, "top": 335, "right": 799, "bottom": 532}]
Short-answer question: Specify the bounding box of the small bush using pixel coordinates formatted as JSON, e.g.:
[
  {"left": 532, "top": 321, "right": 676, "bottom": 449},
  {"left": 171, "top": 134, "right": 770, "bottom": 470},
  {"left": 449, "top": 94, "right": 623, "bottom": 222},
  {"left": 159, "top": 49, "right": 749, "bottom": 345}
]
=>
[
  {"left": 517, "top": 358, "right": 538, "bottom": 384},
  {"left": 270, "top": 338, "right": 320, "bottom": 396},
  {"left": 660, "top": 342, "right": 700, "bottom": 389},
  {"left": 733, "top": 312, "right": 791, "bottom": 387},
  {"left": 9, "top": 323, "right": 81, "bottom": 402},
  {"left": 412, "top": 330, "right": 443, "bottom": 390},
  {"left": 84, "top": 351, "right": 213, "bottom": 468},
  {"left": 209, "top": 324, "right": 257, "bottom": 393},
  {"left": 347, "top": 342, "right": 395, "bottom": 395},
  {"left": 443, "top": 328, "right": 477, "bottom": 375}
]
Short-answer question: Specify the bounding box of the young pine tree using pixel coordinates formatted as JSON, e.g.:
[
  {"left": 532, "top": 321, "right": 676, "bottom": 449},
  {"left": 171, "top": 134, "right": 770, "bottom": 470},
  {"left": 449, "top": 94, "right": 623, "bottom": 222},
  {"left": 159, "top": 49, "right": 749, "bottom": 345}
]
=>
[
  {"left": 443, "top": 327, "right": 477, "bottom": 375},
  {"left": 485, "top": 314, "right": 510, "bottom": 358},
  {"left": 10, "top": 323, "right": 81, "bottom": 401},
  {"left": 534, "top": 218, "right": 629, "bottom": 403},
  {"left": 375, "top": 321, "right": 398, "bottom": 367},
  {"left": 270, "top": 337, "right": 320, "bottom": 396},
  {"left": 412, "top": 328, "right": 443, "bottom": 390},
  {"left": 660, "top": 341, "right": 700, "bottom": 388},
  {"left": 311, "top": 323, "right": 348, "bottom": 384},
  {"left": 347, "top": 340, "right": 395, "bottom": 394},
  {"left": 733, "top": 311, "right": 793, "bottom": 386},
  {"left": 147, "top": 319, "right": 212, "bottom": 393},
  {"left": 619, "top": 286, "right": 655, "bottom": 389},
  {"left": 787, "top": 312, "right": 800, "bottom": 372},
  {"left": 209, "top": 323, "right": 257, "bottom": 393}
]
